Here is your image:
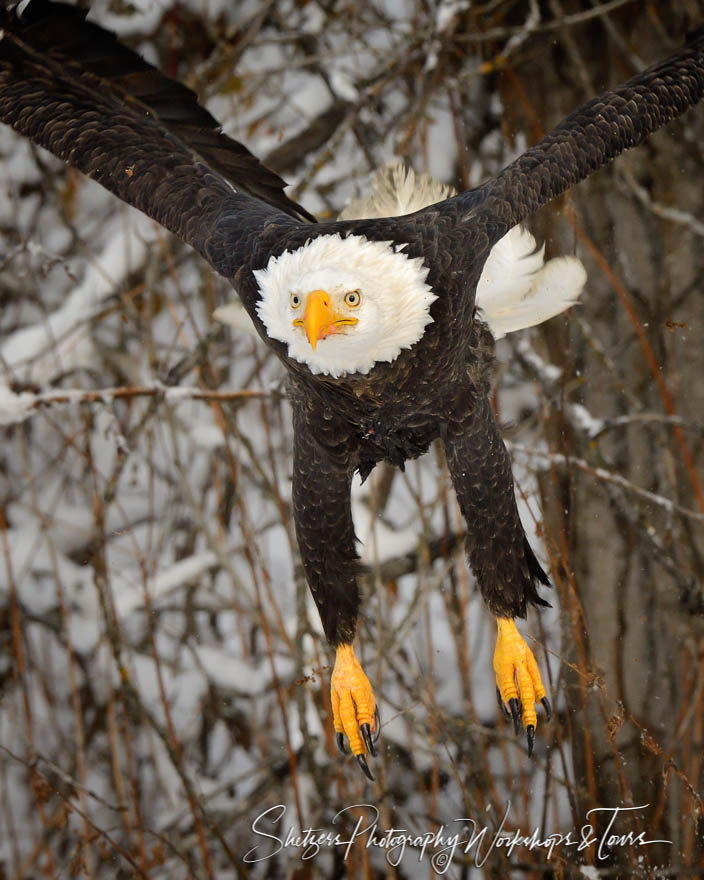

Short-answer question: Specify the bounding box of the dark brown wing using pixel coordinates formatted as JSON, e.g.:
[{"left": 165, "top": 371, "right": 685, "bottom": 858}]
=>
[
  {"left": 0, "top": 0, "right": 314, "bottom": 280},
  {"left": 441, "top": 26, "right": 704, "bottom": 245}
]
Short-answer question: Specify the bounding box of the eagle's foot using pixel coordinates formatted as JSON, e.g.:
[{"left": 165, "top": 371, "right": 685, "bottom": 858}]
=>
[
  {"left": 331, "top": 643, "right": 379, "bottom": 779},
  {"left": 493, "top": 618, "right": 551, "bottom": 756}
]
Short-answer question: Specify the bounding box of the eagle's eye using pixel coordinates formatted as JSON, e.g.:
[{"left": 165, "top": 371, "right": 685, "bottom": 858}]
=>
[
  {"left": 290, "top": 292, "right": 302, "bottom": 309},
  {"left": 344, "top": 289, "right": 361, "bottom": 308}
]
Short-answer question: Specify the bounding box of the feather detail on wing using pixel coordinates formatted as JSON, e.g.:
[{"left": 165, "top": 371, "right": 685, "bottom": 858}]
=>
[
  {"left": 0, "top": 0, "right": 313, "bottom": 274},
  {"left": 449, "top": 28, "right": 704, "bottom": 240}
]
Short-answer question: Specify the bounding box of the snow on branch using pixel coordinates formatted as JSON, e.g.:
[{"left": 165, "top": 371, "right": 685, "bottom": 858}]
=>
[{"left": 0, "top": 383, "right": 272, "bottom": 425}]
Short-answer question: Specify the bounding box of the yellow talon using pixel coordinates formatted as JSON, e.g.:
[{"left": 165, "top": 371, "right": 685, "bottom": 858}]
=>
[
  {"left": 330, "top": 643, "right": 377, "bottom": 765},
  {"left": 493, "top": 618, "right": 550, "bottom": 753}
]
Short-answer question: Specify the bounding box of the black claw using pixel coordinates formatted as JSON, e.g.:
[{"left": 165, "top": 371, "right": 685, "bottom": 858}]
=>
[
  {"left": 508, "top": 698, "right": 521, "bottom": 735},
  {"left": 496, "top": 686, "right": 511, "bottom": 721},
  {"left": 356, "top": 753, "right": 374, "bottom": 781},
  {"left": 372, "top": 705, "right": 381, "bottom": 744},
  {"left": 361, "top": 723, "right": 377, "bottom": 758},
  {"left": 336, "top": 732, "right": 348, "bottom": 754},
  {"left": 541, "top": 696, "right": 552, "bottom": 721},
  {"left": 527, "top": 725, "right": 535, "bottom": 757}
]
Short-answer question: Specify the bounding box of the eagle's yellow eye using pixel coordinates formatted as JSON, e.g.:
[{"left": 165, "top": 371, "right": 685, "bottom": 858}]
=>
[
  {"left": 290, "top": 292, "right": 302, "bottom": 309},
  {"left": 344, "top": 290, "right": 361, "bottom": 308}
]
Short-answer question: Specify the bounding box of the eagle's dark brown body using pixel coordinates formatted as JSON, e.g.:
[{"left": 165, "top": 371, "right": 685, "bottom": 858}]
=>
[{"left": 2, "top": 0, "right": 703, "bottom": 765}]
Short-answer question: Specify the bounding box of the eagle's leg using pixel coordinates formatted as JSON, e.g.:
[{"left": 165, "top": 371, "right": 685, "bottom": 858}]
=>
[
  {"left": 291, "top": 398, "right": 379, "bottom": 778},
  {"left": 493, "top": 617, "right": 552, "bottom": 754},
  {"left": 441, "top": 385, "right": 552, "bottom": 754}
]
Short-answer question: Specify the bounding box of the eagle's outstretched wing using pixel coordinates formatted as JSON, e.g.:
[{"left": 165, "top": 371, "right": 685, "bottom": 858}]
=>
[
  {"left": 0, "top": 0, "right": 313, "bottom": 280},
  {"left": 441, "top": 27, "right": 704, "bottom": 246}
]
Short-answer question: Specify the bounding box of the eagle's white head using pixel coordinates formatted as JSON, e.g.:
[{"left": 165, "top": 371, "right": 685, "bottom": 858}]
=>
[{"left": 237, "top": 233, "right": 436, "bottom": 377}]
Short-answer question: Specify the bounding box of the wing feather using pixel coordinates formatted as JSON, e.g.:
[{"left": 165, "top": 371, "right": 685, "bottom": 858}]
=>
[
  {"left": 445, "top": 28, "right": 704, "bottom": 244},
  {"left": 0, "top": 0, "right": 312, "bottom": 279}
]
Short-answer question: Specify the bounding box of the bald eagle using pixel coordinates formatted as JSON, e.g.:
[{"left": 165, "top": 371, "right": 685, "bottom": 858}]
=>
[{"left": 1, "top": 0, "right": 703, "bottom": 780}]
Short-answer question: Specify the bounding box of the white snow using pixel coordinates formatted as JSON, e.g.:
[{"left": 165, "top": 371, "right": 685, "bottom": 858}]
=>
[
  {"left": 329, "top": 69, "right": 359, "bottom": 103},
  {"left": 193, "top": 644, "right": 294, "bottom": 695},
  {"left": 1, "top": 209, "right": 153, "bottom": 386},
  {"left": 0, "top": 385, "right": 35, "bottom": 425},
  {"left": 436, "top": 0, "right": 471, "bottom": 32},
  {"left": 569, "top": 402, "right": 605, "bottom": 438},
  {"left": 115, "top": 552, "right": 219, "bottom": 619}
]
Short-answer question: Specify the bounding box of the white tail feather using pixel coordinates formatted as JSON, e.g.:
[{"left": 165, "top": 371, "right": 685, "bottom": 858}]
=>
[
  {"left": 338, "top": 162, "right": 454, "bottom": 219},
  {"left": 212, "top": 301, "right": 259, "bottom": 336},
  {"left": 475, "top": 229, "right": 587, "bottom": 339}
]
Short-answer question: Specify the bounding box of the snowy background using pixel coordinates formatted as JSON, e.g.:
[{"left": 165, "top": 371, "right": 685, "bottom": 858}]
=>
[{"left": 0, "top": 0, "right": 703, "bottom": 877}]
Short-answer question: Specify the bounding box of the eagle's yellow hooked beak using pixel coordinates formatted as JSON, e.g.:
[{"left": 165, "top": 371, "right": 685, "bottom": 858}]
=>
[{"left": 293, "top": 289, "right": 357, "bottom": 350}]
